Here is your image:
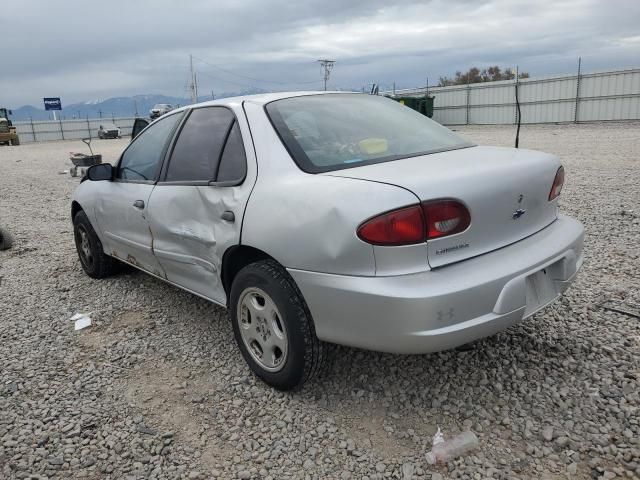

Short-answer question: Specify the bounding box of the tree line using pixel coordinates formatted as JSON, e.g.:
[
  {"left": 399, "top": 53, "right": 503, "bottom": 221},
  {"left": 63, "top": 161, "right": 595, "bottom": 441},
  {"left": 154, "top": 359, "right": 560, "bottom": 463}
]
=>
[{"left": 438, "top": 66, "right": 530, "bottom": 86}]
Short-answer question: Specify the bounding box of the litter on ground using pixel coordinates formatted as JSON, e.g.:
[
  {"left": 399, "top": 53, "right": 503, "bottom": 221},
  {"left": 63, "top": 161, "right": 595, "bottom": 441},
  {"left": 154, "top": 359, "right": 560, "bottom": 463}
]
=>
[{"left": 71, "top": 312, "right": 92, "bottom": 330}]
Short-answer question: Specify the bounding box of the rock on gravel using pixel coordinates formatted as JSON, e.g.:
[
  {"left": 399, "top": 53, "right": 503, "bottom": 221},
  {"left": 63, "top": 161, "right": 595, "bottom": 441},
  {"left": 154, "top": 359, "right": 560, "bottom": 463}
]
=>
[
  {"left": 1, "top": 124, "right": 639, "bottom": 479},
  {"left": 541, "top": 426, "right": 554, "bottom": 442}
]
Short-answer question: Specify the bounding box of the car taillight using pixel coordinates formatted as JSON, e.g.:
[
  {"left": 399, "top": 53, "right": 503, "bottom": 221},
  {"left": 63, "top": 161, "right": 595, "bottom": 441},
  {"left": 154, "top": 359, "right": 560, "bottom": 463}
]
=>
[
  {"left": 422, "top": 200, "right": 471, "bottom": 239},
  {"left": 357, "top": 205, "right": 425, "bottom": 246},
  {"left": 357, "top": 200, "right": 470, "bottom": 246},
  {"left": 548, "top": 166, "right": 565, "bottom": 201}
]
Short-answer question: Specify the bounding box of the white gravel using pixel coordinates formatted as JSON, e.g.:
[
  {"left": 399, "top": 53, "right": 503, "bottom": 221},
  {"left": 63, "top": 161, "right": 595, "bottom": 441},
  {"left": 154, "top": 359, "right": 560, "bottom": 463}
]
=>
[{"left": 0, "top": 123, "right": 639, "bottom": 479}]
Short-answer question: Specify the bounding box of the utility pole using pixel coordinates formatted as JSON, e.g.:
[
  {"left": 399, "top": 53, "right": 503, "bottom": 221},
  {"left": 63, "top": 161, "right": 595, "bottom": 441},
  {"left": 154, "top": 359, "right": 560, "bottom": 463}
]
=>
[
  {"left": 574, "top": 57, "right": 582, "bottom": 124},
  {"left": 211, "top": 91, "right": 215, "bottom": 101},
  {"left": 317, "top": 59, "right": 335, "bottom": 91},
  {"left": 189, "top": 54, "right": 199, "bottom": 104}
]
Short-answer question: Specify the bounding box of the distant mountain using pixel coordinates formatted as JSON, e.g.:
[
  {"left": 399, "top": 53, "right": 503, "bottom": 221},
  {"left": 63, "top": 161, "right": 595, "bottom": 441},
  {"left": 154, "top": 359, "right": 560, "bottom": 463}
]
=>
[{"left": 9, "top": 89, "right": 268, "bottom": 121}]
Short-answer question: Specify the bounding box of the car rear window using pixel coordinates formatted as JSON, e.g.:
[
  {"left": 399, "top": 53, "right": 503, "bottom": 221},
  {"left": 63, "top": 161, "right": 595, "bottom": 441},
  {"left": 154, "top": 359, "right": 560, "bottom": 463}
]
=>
[{"left": 265, "top": 93, "right": 473, "bottom": 173}]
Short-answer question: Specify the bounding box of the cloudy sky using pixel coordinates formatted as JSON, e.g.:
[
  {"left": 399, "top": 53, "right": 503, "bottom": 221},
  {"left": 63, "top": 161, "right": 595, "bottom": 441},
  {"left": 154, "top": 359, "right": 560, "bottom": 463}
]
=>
[{"left": 3, "top": 0, "right": 640, "bottom": 107}]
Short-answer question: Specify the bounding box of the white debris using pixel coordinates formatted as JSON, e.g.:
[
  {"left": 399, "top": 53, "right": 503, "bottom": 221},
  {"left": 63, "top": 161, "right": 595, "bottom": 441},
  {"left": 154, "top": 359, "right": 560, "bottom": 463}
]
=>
[
  {"left": 432, "top": 426, "right": 445, "bottom": 445},
  {"left": 71, "top": 312, "right": 92, "bottom": 330},
  {"left": 426, "top": 430, "right": 479, "bottom": 465}
]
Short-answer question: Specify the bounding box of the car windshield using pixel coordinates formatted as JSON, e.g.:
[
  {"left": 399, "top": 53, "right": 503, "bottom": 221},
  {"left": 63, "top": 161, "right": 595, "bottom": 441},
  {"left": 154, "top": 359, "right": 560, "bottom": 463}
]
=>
[
  {"left": 154, "top": 104, "right": 170, "bottom": 109},
  {"left": 266, "top": 93, "right": 474, "bottom": 173}
]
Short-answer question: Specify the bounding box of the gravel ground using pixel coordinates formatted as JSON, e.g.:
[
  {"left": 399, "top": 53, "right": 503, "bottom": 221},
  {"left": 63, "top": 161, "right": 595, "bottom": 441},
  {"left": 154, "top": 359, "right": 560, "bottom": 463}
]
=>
[{"left": 0, "top": 123, "right": 638, "bottom": 480}]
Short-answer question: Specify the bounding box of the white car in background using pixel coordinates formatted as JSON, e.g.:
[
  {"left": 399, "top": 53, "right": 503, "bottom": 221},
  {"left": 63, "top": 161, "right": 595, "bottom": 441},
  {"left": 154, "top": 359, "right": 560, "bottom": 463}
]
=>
[
  {"left": 149, "top": 103, "right": 174, "bottom": 120},
  {"left": 71, "top": 92, "right": 584, "bottom": 390}
]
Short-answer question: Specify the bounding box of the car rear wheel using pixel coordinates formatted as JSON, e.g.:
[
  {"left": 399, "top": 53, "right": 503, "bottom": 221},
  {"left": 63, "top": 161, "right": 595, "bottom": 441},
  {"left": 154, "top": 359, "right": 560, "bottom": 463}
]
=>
[
  {"left": 229, "top": 260, "right": 324, "bottom": 390},
  {"left": 73, "top": 211, "right": 118, "bottom": 278}
]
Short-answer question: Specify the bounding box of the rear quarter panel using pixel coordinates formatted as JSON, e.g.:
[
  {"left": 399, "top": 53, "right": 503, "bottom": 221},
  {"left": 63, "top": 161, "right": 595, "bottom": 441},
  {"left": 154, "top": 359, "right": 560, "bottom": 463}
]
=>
[{"left": 242, "top": 101, "right": 420, "bottom": 276}]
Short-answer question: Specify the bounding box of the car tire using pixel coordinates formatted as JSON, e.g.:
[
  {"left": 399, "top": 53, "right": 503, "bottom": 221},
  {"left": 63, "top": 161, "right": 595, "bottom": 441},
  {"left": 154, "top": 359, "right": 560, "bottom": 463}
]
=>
[
  {"left": 11, "top": 137, "right": 20, "bottom": 146},
  {"left": 73, "top": 210, "right": 117, "bottom": 278},
  {"left": 0, "top": 227, "right": 14, "bottom": 250},
  {"left": 229, "top": 259, "right": 325, "bottom": 391}
]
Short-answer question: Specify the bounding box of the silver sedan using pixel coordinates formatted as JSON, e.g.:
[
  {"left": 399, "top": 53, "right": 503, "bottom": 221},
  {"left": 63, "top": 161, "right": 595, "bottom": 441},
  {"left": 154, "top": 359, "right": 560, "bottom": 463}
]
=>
[{"left": 71, "top": 92, "right": 584, "bottom": 390}]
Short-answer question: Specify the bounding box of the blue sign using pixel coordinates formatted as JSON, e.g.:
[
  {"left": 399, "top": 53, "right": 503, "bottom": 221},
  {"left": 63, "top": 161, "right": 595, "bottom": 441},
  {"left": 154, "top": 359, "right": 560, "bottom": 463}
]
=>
[{"left": 43, "top": 97, "right": 62, "bottom": 111}]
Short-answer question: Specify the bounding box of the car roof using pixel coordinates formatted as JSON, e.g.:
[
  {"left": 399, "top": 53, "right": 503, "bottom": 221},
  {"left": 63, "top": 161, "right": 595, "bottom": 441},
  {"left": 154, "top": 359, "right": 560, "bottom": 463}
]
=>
[{"left": 170, "top": 91, "right": 357, "bottom": 113}]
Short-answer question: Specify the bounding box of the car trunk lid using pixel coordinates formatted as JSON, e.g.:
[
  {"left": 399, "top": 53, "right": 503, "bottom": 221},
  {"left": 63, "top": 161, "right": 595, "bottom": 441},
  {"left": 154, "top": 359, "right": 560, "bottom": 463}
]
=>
[{"left": 326, "top": 146, "right": 561, "bottom": 268}]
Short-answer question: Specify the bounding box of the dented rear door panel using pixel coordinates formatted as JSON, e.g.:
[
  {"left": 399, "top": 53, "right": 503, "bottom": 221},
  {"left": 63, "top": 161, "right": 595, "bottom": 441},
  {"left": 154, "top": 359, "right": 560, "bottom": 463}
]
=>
[
  {"left": 144, "top": 101, "right": 258, "bottom": 306},
  {"left": 145, "top": 184, "right": 247, "bottom": 305}
]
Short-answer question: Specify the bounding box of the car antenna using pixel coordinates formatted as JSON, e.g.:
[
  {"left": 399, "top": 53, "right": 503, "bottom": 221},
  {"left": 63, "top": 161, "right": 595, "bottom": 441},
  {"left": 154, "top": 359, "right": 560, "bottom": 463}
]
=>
[{"left": 515, "top": 65, "right": 521, "bottom": 148}]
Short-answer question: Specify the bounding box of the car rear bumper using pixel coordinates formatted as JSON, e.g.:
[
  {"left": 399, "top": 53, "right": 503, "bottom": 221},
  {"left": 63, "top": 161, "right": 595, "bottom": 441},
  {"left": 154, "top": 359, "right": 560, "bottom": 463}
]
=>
[{"left": 288, "top": 214, "right": 584, "bottom": 354}]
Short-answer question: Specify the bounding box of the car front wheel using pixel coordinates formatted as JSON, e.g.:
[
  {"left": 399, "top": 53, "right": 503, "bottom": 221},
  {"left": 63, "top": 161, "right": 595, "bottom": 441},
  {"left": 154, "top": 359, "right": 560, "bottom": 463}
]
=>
[
  {"left": 229, "top": 260, "right": 325, "bottom": 390},
  {"left": 73, "top": 211, "right": 118, "bottom": 278}
]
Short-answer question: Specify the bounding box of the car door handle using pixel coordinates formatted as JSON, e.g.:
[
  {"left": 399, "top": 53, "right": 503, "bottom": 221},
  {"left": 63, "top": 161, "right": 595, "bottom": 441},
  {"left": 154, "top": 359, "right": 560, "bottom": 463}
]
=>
[
  {"left": 221, "top": 211, "right": 235, "bottom": 222},
  {"left": 133, "top": 200, "right": 145, "bottom": 209}
]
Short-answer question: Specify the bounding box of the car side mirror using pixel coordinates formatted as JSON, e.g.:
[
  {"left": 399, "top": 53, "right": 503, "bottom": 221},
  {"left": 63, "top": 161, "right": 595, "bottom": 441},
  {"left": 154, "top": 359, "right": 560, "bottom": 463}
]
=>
[{"left": 87, "top": 163, "right": 113, "bottom": 181}]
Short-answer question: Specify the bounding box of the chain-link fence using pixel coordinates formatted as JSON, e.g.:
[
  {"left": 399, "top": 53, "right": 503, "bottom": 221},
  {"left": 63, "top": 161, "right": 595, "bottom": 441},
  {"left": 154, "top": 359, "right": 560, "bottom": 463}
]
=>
[{"left": 13, "top": 117, "right": 136, "bottom": 143}]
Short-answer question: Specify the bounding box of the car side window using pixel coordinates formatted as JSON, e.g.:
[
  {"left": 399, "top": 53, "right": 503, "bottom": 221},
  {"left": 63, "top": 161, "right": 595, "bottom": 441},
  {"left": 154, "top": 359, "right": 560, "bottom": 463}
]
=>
[
  {"left": 117, "top": 112, "right": 182, "bottom": 181},
  {"left": 217, "top": 121, "right": 247, "bottom": 183},
  {"left": 165, "top": 107, "right": 234, "bottom": 182}
]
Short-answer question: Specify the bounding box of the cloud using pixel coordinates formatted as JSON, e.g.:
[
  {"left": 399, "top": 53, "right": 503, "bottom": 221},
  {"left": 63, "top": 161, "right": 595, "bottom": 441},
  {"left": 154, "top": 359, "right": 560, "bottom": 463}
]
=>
[{"left": 2, "top": 0, "right": 639, "bottom": 107}]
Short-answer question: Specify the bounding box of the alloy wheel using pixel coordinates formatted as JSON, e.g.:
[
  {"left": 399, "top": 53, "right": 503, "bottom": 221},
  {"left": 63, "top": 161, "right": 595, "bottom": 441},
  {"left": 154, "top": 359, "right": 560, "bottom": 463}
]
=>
[{"left": 237, "top": 287, "right": 288, "bottom": 372}]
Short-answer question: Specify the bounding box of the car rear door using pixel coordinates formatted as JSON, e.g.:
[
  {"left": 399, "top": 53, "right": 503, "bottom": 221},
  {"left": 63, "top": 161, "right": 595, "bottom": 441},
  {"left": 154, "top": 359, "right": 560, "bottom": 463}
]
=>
[
  {"left": 94, "top": 111, "right": 183, "bottom": 275},
  {"left": 145, "top": 105, "right": 255, "bottom": 306}
]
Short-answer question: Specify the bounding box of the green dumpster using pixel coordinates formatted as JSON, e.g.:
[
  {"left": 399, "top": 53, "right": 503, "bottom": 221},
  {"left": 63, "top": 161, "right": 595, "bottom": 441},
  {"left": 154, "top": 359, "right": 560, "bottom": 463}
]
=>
[{"left": 394, "top": 95, "right": 434, "bottom": 118}]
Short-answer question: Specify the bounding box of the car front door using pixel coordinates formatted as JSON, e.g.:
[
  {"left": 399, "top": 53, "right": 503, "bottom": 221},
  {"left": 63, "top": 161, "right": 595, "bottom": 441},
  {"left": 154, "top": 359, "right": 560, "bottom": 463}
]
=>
[
  {"left": 131, "top": 118, "right": 149, "bottom": 139},
  {"left": 95, "top": 111, "right": 183, "bottom": 275},
  {"left": 145, "top": 106, "right": 255, "bottom": 306}
]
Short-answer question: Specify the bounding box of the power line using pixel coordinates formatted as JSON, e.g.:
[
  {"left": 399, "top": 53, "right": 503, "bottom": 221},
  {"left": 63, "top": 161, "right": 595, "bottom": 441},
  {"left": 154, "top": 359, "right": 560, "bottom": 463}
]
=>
[
  {"left": 192, "top": 55, "right": 321, "bottom": 86},
  {"left": 196, "top": 69, "right": 257, "bottom": 89}
]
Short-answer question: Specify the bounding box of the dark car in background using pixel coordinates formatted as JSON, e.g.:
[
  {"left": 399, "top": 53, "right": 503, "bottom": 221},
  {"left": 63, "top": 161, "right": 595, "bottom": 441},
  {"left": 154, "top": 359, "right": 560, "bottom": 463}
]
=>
[{"left": 149, "top": 104, "right": 174, "bottom": 119}]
